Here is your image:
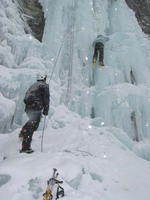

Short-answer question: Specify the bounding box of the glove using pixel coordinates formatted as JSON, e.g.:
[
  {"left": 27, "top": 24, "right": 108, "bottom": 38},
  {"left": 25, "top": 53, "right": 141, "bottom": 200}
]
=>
[{"left": 43, "top": 110, "right": 48, "bottom": 116}]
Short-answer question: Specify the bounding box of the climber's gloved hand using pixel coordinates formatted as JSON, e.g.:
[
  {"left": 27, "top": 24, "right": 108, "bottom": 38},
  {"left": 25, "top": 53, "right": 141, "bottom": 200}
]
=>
[{"left": 43, "top": 110, "right": 48, "bottom": 116}]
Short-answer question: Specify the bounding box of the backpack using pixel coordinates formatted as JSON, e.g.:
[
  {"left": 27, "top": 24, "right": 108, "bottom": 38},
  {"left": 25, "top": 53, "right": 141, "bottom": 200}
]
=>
[{"left": 23, "top": 90, "right": 36, "bottom": 105}]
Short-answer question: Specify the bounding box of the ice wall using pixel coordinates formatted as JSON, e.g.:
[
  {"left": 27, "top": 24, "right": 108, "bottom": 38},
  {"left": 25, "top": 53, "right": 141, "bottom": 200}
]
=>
[
  {"left": 0, "top": 0, "right": 55, "bottom": 131},
  {"left": 41, "top": 0, "right": 150, "bottom": 146}
]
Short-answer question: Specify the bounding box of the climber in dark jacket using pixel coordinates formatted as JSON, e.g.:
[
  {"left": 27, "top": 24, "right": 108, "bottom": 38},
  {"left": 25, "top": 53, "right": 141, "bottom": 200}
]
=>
[
  {"left": 19, "top": 72, "right": 50, "bottom": 153},
  {"left": 92, "top": 34, "right": 109, "bottom": 66}
]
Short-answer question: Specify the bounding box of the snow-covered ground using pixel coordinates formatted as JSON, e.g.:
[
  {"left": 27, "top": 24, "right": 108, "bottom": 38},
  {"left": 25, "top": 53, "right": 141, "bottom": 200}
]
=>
[
  {"left": 1, "top": 105, "right": 150, "bottom": 200},
  {"left": 1, "top": 0, "right": 150, "bottom": 199}
]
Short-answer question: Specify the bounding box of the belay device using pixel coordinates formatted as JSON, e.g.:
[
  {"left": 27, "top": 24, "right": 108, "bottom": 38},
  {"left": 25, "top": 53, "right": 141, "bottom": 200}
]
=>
[{"left": 43, "top": 168, "right": 65, "bottom": 200}]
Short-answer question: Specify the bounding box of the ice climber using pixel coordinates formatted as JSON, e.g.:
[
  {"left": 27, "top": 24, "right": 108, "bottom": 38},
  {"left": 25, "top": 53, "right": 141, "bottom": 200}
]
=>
[
  {"left": 19, "top": 72, "right": 50, "bottom": 153},
  {"left": 92, "top": 34, "right": 109, "bottom": 66}
]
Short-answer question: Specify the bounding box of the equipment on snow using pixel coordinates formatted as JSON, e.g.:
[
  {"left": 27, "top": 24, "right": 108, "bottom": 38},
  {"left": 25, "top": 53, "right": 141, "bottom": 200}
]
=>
[{"left": 43, "top": 168, "right": 64, "bottom": 200}]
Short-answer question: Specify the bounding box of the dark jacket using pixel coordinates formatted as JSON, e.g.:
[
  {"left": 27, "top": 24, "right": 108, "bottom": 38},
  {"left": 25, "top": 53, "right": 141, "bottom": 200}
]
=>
[{"left": 24, "top": 80, "right": 50, "bottom": 114}]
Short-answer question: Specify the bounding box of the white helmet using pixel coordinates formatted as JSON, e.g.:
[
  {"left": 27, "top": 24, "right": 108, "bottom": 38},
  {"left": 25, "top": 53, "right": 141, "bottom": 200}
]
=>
[{"left": 36, "top": 71, "right": 47, "bottom": 81}]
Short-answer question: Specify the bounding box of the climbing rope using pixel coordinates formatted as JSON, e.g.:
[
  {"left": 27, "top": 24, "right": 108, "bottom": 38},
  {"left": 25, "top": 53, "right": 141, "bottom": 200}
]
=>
[
  {"left": 41, "top": 2, "right": 76, "bottom": 152},
  {"left": 65, "top": 0, "right": 75, "bottom": 106},
  {"left": 48, "top": 8, "right": 75, "bottom": 85}
]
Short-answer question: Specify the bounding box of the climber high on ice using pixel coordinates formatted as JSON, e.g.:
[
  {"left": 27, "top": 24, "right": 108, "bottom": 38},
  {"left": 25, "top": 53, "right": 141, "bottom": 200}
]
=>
[{"left": 92, "top": 34, "right": 109, "bottom": 66}]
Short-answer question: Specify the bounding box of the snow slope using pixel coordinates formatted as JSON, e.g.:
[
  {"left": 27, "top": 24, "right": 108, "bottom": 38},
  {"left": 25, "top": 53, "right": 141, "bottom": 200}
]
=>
[
  {"left": 0, "top": 0, "right": 150, "bottom": 200},
  {"left": 1, "top": 105, "right": 150, "bottom": 200}
]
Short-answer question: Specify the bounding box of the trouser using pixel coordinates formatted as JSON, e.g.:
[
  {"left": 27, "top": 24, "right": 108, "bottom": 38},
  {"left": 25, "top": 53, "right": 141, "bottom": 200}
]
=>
[
  {"left": 21, "top": 107, "right": 42, "bottom": 150},
  {"left": 93, "top": 42, "right": 104, "bottom": 63}
]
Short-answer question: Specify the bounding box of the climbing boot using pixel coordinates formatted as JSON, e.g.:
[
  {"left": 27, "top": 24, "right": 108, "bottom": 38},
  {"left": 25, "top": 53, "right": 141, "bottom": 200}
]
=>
[
  {"left": 20, "top": 140, "right": 33, "bottom": 154},
  {"left": 19, "top": 129, "right": 34, "bottom": 153},
  {"left": 99, "top": 61, "right": 104, "bottom": 66},
  {"left": 92, "top": 58, "right": 97, "bottom": 64},
  {"left": 20, "top": 148, "right": 34, "bottom": 154}
]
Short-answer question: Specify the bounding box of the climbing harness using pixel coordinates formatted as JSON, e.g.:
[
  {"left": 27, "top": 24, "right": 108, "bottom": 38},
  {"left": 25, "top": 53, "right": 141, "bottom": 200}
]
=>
[{"left": 43, "top": 168, "right": 64, "bottom": 200}]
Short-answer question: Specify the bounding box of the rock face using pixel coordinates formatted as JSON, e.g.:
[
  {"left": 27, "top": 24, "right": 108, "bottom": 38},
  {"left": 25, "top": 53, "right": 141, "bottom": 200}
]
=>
[
  {"left": 125, "top": 0, "right": 150, "bottom": 36},
  {"left": 17, "top": 0, "right": 45, "bottom": 42},
  {"left": 17, "top": 0, "right": 150, "bottom": 40}
]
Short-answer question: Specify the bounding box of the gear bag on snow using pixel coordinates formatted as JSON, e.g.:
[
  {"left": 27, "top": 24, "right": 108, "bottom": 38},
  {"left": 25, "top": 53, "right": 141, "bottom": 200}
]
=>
[{"left": 43, "top": 168, "right": 64, "bottom": 200}]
